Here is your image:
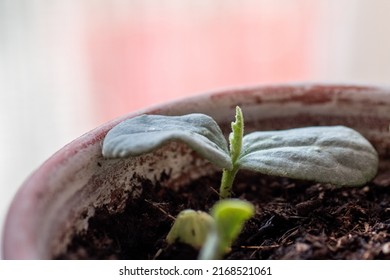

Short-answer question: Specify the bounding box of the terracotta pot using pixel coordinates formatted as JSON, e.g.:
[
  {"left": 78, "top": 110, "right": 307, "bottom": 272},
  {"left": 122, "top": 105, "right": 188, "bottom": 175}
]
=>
[{"left": 3, "top": 84, "right": 390, "bottom": 259}]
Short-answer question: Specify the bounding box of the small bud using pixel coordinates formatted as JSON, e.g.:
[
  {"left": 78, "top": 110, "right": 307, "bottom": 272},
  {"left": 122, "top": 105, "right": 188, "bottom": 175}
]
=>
[{"left": 166, "top": 209, "right": 215, "bottom": 249}]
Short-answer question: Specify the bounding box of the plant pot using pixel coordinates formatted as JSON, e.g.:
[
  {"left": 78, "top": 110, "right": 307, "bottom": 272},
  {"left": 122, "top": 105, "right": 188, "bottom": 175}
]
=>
[{"left": 3, "top": 84, "right": 390, "bottom": 259}]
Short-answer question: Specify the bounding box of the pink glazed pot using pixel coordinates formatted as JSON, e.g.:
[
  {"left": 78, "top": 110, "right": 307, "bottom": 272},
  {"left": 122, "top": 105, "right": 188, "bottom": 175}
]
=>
[{"left": 3, "top": 84, "right": 390, "bottom": 259}]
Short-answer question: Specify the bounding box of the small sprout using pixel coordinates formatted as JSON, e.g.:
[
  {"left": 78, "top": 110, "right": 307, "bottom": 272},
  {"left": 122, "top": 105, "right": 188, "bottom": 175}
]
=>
[
  {"left": 166, "top": 199, "right": 254, "bottom": 260},
  {"left": 166, "top": 210, "right": 214, "bottom": 249},
  {"left": 199, "top": 199, "right": 255, "bottom": 260}
]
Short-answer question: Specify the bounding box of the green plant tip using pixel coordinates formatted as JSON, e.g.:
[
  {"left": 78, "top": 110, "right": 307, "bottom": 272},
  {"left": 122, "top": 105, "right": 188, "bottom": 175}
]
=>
[
  {"left": 198, "top": 199, "right": 255, "bottom": 260},
  {"left": 229, "top": 106, "right": 244, "bottom": 164},
  {"left": 219, "top": 106, "right": 245, "bottom": 199},
  {"left": 211, "top": 199, "right": 254, "bottom": 244}
]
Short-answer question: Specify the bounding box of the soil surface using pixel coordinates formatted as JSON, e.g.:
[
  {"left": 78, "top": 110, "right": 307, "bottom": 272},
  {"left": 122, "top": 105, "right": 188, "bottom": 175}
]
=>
[{"left": 57, "top": 170, "right": 390, "bottom": 260}]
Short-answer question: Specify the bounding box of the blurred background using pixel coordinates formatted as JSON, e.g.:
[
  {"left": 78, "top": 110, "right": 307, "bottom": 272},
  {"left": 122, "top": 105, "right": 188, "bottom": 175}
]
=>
[{"left": 1, "top": 0, "right": 390, "bottom": 254}]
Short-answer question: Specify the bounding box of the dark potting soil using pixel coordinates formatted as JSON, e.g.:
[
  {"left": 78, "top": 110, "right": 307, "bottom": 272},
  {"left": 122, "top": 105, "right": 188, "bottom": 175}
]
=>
[{"left": 56, "top": 170, "right": 390, "bottom": 260}]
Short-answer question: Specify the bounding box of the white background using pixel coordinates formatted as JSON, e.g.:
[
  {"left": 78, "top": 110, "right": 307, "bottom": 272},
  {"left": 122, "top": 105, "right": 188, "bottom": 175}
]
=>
[{"left": 0, "top": 260, "right": 388, "bottom": 279}]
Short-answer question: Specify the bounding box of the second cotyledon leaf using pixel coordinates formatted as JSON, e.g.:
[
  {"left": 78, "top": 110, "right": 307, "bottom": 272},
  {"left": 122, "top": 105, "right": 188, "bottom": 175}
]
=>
[{"left": 238, "top": 126, "right": 378, "bottom": 186}]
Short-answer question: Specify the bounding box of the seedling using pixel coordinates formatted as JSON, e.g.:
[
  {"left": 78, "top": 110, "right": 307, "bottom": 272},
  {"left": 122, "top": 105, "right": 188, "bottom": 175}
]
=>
[
  {"left": 102, "top": 106, "right": 379, "bottom": 259},
  {"left": 103, "top": 106, "right": 379, "bottom": 198},
  {"left": 165, "top": 199, "right": 254, "bottom": 260},
  {"left": 198, "top": 199, "right": 254, "bottom": 260}
]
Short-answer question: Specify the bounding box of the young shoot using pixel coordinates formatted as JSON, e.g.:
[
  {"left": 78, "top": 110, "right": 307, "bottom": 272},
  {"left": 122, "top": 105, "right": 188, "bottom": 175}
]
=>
[
  {"left": 165, "top": 199, "right": 254, "bottom": 260},
  {"left": 198, "top": 199, "right": 254, "bottom": 260},
  {"left": 220, "top": 106, "right": 244, "bottom": 199}
]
